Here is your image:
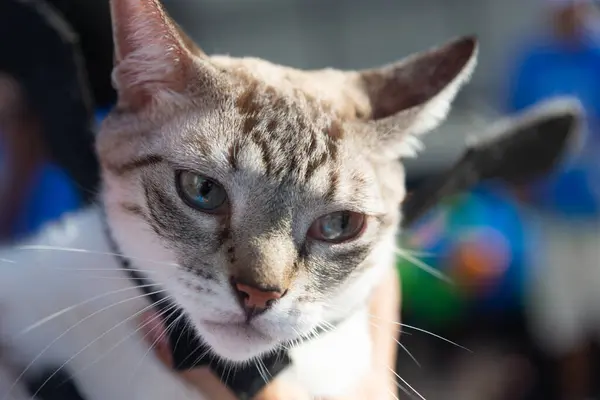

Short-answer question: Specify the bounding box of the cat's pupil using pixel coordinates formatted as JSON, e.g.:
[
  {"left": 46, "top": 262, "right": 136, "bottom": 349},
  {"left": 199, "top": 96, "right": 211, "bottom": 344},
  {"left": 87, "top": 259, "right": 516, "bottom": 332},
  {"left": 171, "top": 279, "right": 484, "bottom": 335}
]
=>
[
  {"left": 321, "top": 212, "right": 349, "bottom": 239},
  {"left": 196, "top": 179, "right": 213, "bottom": 202},
  {"left": 177, "top": 171, "right": 227, "bottom": 211}
]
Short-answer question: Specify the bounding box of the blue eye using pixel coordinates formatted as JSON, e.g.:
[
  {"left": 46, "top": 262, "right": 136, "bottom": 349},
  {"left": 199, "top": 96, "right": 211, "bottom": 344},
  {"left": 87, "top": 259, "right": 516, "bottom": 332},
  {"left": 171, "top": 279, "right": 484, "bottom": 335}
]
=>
[
  {"left": 176, "top": 171, "right": 228, "bottom": 213},
  {"left": 307, "top": 211, "right": 366, "bottom": 243}
]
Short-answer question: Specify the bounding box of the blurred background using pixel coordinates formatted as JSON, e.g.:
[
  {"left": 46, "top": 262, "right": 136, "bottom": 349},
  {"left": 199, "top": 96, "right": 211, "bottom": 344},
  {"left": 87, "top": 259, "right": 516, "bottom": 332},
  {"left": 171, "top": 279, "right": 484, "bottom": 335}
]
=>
[{"left": 1, "top": 0, "right": 600, "bottom": 398}]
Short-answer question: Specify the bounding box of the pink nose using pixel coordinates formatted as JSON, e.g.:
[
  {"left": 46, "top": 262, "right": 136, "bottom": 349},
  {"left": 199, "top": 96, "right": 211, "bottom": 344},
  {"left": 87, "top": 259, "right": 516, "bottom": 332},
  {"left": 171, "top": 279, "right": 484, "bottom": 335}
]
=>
[{"left": 230, "top": 278, "right": 285, "bottom": 319}]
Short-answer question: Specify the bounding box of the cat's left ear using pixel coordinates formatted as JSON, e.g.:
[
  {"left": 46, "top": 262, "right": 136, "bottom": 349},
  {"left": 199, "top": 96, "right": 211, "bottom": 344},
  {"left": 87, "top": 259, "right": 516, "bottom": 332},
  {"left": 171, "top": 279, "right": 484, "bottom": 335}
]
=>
[
  {"left": 358, "top": 36, "right": 478, "bottom": 160},
  {"left": 110, "top": 0, "right": 217, "bottom": 110}
]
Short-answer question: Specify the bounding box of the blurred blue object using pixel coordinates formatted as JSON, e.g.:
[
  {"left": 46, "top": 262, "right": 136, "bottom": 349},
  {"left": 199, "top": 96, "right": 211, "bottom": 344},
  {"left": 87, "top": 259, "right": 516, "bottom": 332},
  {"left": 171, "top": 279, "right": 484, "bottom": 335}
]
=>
[
  {"left": 449, "top": 184, "right": 527, "bottom": 312},
  {"left": 95, "top": 107, "right": 112, "bottom": 125},
  {"left": 0, "top": 135, "right": 81, "bottom": 240},
  {"left": 403, "top": 183, "right": 528, "bottom": 317},
  {"left": 11, "top": 163, "right": 81, "bottom": 239},
  {"left": 505, "top": 33, "right": 600, "bottom": 217}
]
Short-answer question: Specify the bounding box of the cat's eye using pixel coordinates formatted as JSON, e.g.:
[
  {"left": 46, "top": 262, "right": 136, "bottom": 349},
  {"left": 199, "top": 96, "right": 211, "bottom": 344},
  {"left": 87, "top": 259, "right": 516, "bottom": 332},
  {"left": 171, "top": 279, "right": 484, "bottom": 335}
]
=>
[
  {"left": 176, "top": 171, "right": 228, "bottom": 213},
  {"left": 307, "top": 211, "right": 366, "bottom": 243}
]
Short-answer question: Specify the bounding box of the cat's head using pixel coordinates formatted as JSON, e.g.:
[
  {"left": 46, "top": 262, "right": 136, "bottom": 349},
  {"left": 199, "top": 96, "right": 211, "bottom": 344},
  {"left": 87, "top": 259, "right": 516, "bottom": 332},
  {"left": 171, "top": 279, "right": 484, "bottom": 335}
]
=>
[{"left": 98, "top": 0, "right": 477, "bottom": 363}]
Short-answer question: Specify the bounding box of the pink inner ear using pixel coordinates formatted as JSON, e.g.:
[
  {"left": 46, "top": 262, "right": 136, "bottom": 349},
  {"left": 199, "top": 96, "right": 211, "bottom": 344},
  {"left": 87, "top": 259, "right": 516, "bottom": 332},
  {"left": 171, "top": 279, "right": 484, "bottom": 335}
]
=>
[
  {"left": 361, "top": 36, "right": 476, "bottom": 120},
  {"left": 111, "top": 0, "right": 178, "bottom": 63},
  {"left": 110, "top": 0, "right": 193, "bottom": 109}
]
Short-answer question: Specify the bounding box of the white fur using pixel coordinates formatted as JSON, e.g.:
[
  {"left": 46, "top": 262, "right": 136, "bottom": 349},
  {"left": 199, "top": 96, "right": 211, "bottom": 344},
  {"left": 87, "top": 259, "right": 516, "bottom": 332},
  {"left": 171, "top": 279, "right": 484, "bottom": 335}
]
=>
[
  {"left": 0, "top": 207, "right": 381, "bottom": 399},
  {"left": 0, "top": 364, "right": 30, "bottom": 400}
]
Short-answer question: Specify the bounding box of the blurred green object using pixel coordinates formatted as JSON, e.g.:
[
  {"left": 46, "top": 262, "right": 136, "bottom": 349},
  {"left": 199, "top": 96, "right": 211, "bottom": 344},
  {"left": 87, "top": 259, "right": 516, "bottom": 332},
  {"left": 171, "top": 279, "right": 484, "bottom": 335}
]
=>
[{"left": 396, "top": 253, "right": 465, "bottom": 327}]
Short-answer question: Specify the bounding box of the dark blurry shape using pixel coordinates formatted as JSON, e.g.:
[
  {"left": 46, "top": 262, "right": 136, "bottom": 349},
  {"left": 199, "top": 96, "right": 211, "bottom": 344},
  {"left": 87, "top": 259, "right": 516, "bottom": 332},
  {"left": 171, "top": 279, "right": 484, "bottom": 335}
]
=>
[
  {"left": 0, "top": 73, "right": 45, "bottom": 240},
  {"left": 0, "top": 0, "right": 100, "bottom": 203},
  {"left": 45, "top": 0, "right": 116, "bottom": 109},
  {"left": 402, "top": 98, "right": 581, "bottom": 228},
  {"left": 0, "top": 73, "right": 81, "bottom": 242}
]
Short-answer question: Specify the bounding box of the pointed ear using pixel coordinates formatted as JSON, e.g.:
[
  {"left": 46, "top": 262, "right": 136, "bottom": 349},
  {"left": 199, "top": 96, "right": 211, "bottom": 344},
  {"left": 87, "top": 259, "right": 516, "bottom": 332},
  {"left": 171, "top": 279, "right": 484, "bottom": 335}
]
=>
[
  {"left": 469, "top": 97, "right": 582, "bottom": 184},
  {"left": 360, "top": 36, "right": 478, "bottom": 159},
  {"left": 110, "top": 0, "right": 207, "bottom": 109},
  {"left": 401, "top": 97, "right": 582, "bottom": 228}
]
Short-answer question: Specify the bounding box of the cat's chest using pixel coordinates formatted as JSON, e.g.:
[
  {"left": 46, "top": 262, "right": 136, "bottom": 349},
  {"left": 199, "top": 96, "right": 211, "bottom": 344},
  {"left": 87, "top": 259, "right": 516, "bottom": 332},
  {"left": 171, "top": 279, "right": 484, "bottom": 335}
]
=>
[
  {"left": 0, "top": 209, "right": 150, "bottom": 374},
  {"left": 0, "top": 207, "right": 372, "bottom": 399},
  {"left": 282, "top": 308, "right": 372, "bottom": 397}
]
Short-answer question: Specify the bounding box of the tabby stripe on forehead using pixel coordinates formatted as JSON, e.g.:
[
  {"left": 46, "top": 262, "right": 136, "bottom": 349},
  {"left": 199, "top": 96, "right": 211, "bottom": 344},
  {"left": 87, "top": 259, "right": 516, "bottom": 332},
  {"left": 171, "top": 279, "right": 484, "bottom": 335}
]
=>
[
  {"left": 228, "top": 143, "right": 238, "bottom": 171},
  {"left": 325, "top": 170, "right": 339, "bottom": 201},
  {"left": 305, "top": 151, "right": 328, "bottom": 181},
  {"left": 251, "top": 130, "right": 275, "bottom": 175},
  {"left": 326, "top": 135, "right": 339, "bottom": 160},
  {"left": 108, "top": 154, "right": 164, "bottom": 176}
]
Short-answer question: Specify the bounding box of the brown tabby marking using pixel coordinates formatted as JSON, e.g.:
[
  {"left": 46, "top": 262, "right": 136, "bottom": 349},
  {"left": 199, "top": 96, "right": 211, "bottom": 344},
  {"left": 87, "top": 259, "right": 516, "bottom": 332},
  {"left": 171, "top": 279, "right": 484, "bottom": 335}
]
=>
[{"left": 107, "top": 154, "right": 164, "bottom": 176}]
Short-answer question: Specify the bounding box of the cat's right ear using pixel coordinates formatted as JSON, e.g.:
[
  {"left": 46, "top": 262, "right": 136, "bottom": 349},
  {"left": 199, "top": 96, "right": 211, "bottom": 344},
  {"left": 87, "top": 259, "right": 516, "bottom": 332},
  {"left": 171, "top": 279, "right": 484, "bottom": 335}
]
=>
[
  {"left": 401, "top": 97, "right": 583, "bottom": 227},
  {"left": 358, "top": 36, "right": 478, "bottom": 160},
  {"left": 110, "top": 0, "right": 214, "bottom": 110}
]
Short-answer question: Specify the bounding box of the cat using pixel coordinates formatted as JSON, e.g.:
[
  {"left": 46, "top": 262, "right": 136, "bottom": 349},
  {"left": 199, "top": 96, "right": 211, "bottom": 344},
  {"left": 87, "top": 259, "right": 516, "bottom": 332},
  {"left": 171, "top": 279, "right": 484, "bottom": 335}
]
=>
[{"left": 0, "top": 0, "right": 479, "bottom": 398}]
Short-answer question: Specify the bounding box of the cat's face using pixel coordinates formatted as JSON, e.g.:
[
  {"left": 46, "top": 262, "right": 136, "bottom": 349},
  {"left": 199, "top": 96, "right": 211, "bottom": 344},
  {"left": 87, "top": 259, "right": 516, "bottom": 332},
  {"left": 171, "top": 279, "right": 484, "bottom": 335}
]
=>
[{"left": 98, "top": 0, "right": 477, "bottom": 363}]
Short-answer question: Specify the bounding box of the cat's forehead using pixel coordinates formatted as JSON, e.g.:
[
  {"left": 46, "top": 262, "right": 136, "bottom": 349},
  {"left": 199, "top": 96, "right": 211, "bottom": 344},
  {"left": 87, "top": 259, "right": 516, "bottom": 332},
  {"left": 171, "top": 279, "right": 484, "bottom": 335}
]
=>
[
  {"left": 180, "top": 79, "right": 352, "bottom": 188},
  {"left": 170, "top": 56, "right": 369, "bottom": 186},
  {"left": 210, "top": 55, "right": 372, "bottom": 121},
  {"left": 232, "top": 78, "right": 336, "bottom": 139}
]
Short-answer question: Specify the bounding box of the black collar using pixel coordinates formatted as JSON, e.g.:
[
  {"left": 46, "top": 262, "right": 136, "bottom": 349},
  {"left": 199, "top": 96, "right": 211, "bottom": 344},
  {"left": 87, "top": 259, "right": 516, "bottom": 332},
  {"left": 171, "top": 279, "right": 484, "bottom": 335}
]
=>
[{"left": 101, "top": 213, "right": 333, "bottom": 399}]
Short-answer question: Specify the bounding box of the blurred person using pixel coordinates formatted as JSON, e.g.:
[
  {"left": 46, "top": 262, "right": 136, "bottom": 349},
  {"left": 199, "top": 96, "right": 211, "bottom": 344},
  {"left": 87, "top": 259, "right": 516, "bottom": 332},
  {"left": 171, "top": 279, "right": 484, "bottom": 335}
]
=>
[
  {"left": 504, "top": 0, "right": 600, "bottom": 398},
  {"left": 0, "top": 0, "right": 101, "bottom": 242},
  {"left": 0, "top": 73, "right": 80, "bottom": 242},
  {"left": 0, "top": 0, "right": 100, "bottom": 206}
]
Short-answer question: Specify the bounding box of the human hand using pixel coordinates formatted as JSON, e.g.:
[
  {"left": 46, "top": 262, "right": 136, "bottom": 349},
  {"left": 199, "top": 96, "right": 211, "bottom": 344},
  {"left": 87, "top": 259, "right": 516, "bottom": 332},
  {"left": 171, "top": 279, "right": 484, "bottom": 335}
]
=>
[{"left": 254, "top": 369, "right": 395, "bottom": 400}]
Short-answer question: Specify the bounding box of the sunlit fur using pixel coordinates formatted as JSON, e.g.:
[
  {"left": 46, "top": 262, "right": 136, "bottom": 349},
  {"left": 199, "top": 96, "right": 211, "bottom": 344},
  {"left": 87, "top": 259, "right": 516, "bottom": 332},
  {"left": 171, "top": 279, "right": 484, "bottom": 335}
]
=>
[{"left": 0, "top": 0, "right": 478, "bottom": 398}]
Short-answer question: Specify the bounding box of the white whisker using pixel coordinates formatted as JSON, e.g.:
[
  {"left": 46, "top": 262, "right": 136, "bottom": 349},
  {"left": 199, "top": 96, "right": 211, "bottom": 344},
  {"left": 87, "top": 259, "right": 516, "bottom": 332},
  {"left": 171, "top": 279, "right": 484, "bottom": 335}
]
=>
[
  {"left": 387, "top": 386, "right": 401, "bottom": 400},
  {"left": 178, "top": 336, "right": 212, "bottom": 370},
  {"left": 397, "top": 248, "right": 436, "bottom": 258},
  {"left": 253, "top": 358, "right": 269, "bottom": 385},
  {"left": 0, "top": 258, "right": 15, "bottom": 263},
  {"left": 321, "top": 303, "right": 470, "bottom": 352},
  {"left": 172, "top": 313, "right": 190, "bottom": 356},
  {"left": 49, "top": 267, "right": 160, "bottom": 273},
  {"left": 395, "top": 247, "right": 453, "bottom": 284},
  {"left": 16, "top": 245, "right": 178, "bottom": 269},
  {"left": 388, "top": 366, "right": 426, "bottom": 400},
  {"left": 187, "top": 346, "right": 213, "bottom": 371},
  {"left": 37, "top": 275, "right": 158, "bottom": 281},
  {"left": 66, "top": 296, "right": 175, "bottom": 383},
  {"left": 221, "top": 362, "right": 235, "bottom": 386},
  {"left": 370, "top": 320, "right": 420, "bottom": 368},
  {"left": 399, "top": 323, "right": 472, "bottom": 353},
  {"left": 127, "top": 303, "right": 181, "bottom": 383},
  {"left": 18, "top": 283, "right": 159, "bottom": 335},
  {"left": 2, "top": 289, "right": 167, "bottom": 400}
]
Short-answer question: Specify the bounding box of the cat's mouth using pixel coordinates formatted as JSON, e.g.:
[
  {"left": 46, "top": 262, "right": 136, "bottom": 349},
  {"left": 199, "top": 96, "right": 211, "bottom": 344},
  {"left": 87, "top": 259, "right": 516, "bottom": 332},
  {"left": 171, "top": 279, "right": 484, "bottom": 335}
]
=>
[
  {"left": 202, "top": 320, "right": 272, "bottom": 341},
  {"left": 198, "top": 319, "right": 281, "bottom": 362}
]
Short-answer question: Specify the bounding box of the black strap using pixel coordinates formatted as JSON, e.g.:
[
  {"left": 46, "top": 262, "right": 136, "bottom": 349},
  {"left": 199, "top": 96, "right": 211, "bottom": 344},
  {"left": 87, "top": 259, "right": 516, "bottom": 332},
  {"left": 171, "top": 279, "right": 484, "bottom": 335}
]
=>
[{"left": 100, "top": 213, "right": 339, "bottom": 399}]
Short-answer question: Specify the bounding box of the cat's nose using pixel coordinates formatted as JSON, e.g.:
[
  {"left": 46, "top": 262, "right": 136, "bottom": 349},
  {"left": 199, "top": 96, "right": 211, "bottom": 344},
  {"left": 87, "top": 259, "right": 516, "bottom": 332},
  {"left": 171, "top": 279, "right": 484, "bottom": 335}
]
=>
[{"left": 230, "top": 278, "right": 286, "bottom": 319}]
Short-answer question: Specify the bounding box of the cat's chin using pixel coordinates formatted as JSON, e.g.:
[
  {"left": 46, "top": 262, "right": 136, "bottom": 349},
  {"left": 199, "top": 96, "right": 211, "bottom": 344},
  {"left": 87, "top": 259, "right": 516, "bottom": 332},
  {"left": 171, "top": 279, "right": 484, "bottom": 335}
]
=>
[{"left": 199, "top": 320, "right": 279, "bottom": 363}]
